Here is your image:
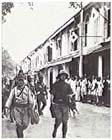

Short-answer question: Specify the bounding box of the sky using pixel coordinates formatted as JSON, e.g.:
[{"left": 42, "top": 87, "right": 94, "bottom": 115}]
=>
[{"left": 2, "top": 1, "right": 88, "bottom": 64}]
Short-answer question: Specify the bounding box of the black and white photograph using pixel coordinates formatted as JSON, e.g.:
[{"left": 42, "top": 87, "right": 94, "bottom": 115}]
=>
[{"left": 1, "top": 0, "right": 111, "bottom": 138}]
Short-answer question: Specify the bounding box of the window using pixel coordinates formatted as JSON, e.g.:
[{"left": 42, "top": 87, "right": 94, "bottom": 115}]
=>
[
  {"left": 84, "top": 15, "right": 89, "bottom": 47},
  {"left": 36, "top": 56, "right": 39, "bottom": 67},
  {"left": 71, "top": 40, "right": 77, "bottom": 51},
  {"left": 44, "top": 54, "right": 46, "bottom": 64},
  {"left": 85, "top": 23, "right": 88, "bottom": 46},
  {"left": 107, "top": 9, "right": 110, "bottom": 37},
  {"left": 94, "top": 16, "right": 99, "bottom": 44},
  {"left": 47, "top": 46, "right": 52, "bottom": 62},
  {"left": 56, "top": 37, "right": 62, "bottom": 56},
  {"left": 40, "top": 60, "right": 42, "bottom": 66},
  {"left": 28, "top": 64, "right": 30, "bottom": 70},
  {"left": 59, "top": 39, "right": 62, "bottom": 56}
]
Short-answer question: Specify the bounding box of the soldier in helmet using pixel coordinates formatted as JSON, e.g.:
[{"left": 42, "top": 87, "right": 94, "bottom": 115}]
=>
[
  {"left": 50, "top": 70, "right": 73, "bottom": 138},
  {"left": 11, "top": 69, "right": 25, "bottom": 89},
  {"left": 35, "top": 72, "right": 48, "bottom": 115},
  {"left": 5, "top": 76, "right": 35, "bottom": 138},
  {"left": 9, "top": 69, "right": 25, "bottom": 123}
]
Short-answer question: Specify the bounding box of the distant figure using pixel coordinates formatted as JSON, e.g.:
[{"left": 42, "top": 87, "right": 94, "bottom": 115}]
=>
[
  {"left": 35, "top": 73, "right": 48, "bottom": 115},
  {"left": 91, "top": 76, "right": 98, "bottom": 105},
  {"left": 96, "top": 77, "right": 104, "bottom": 106},
  {"left": 75, "top": 76, "right": 81, "bottom": 101},
  {"left": 103, "top": 76, "right": 110, "bottom": 107},
  {"left": 80, "top": 75, "right": 87, "bottom": 103}
]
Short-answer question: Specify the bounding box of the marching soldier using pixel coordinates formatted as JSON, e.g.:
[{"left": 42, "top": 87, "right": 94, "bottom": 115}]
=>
[
  {"left": 2, "top": 77, "right": 10, "bottom": 118},
  {"left": 35, "top": 73, "right": 48, "bottom": 115},
  {"left": 27, "top": 75, "right": 36, "bottom": 95},
  {"left": 5, "top": 76, "right": 35, "bottom": 138},
  {"left": 11, "top": 69, "right": 25, "bottom": 89},
  {"left": 50, "top": 70, "right": 73, "bottom": 138},
  {"left": 9, "top": 69, "right": 26, "bottom": 123}
]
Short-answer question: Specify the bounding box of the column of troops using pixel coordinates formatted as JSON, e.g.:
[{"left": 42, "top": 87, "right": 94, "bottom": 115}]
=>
[
  {"left": 2, "top": 69, "right": 110, "bottom": 138},
  {"left": 2, "top": 70, "right": 48, "bottom": 138}
]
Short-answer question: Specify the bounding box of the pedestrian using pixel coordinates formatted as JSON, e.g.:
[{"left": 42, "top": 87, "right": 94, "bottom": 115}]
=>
[
  {"left": 103, "top": 76, "right": 110, "bottom": 107},
  {"left": 69, "top": 76, "right": 77, "bottom": 95},
  {"left": 91, "top": 76, "right": 98, "bottom": 105},
  {"left": 106, "top": 75, "right": 110, "bottom": 107},
  {"left": 76, "top": 76, "right": 81, "bottom": 101},
  {"left": 86, "top": 77, "right": 92, "bottom": 103},
  {"left": 35, "top": 73, "right": 48, "bottom": 115},
  {"left": 96, "top": 77, "right": 104, "bottom": 106},
  {"left": 50, "top": 70, "right": 73, "bottom": 138},
  {"left": 5, "top": 76, "right": 35, "bottom": 138},
  {"left": 80, "top": 75, "right": 87, "bottom": 103}
]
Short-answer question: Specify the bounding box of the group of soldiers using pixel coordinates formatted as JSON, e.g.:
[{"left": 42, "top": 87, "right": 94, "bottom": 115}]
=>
[
  {"left": 2, "top": 70, "right": 48, "bottom": 138},
  {"left": 2, "top": 69, "right": 79, "bottom": 138},
  {"left": 2, "top": 69, "right": 110, "bottom": 138}
]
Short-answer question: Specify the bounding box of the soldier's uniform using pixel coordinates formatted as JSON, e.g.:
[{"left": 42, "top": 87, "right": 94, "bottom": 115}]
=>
[
  {"left": 35, "top": 78, "right": 48, "bottom": 115},
  {"left": 51, "top": 70, "right": 73, "bottom": 138},
  {"left": 5, "top": 78, "right": 34, "bottom": 138}
]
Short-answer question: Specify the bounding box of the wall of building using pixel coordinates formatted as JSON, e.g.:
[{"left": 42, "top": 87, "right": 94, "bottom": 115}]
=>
[{"left": 21, "top": 2, "right": 110, "bottom": 85}]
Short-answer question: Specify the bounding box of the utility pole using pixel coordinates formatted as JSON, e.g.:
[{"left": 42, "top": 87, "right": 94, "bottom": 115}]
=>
[
  {"left": 79, "top": 2, "right": 83, "bottom": 78},
  {"left": 69, "top": 1, "right": 84, "bottom": 78}
]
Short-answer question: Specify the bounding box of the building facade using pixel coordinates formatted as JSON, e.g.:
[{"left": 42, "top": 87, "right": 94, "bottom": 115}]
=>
[{"left": 21, "top": 2, "right": 111, "bottom": 88}]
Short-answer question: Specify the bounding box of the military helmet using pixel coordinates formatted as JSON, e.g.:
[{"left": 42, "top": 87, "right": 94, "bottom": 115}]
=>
[
  {"left": 38, "top": 72, "right": 43, "bottom": 78},
  {"left": 58, "top": 70, "right": 68, "bottom": 78}
]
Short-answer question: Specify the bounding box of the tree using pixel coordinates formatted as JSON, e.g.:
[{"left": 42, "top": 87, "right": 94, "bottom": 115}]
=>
[
  {"left": 2, "top": 47, "right": 16, "bottom": 78},
  {"left": 2, "top": 2, "right": 34, "bottom": 23},
  {"left": 2, "top": 2, "right": 14, "bottom": 23}
]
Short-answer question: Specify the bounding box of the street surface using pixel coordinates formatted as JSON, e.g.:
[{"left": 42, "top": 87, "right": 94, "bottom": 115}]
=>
[{"left": 2, "top": 96, "right": 111, "bottom": 138}]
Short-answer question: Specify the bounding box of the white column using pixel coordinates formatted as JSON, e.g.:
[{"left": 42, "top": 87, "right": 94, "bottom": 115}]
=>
[
  {"left": 79, "top": 5, "right": 83, "bottom": 78},
  {"left": 63, "top": 63, "right": 70, "bottom": 77},
  {"left": 48, "top": 68, "right": 50, "bottom": 88},
  {"left": 79, "top": 56, "right": 83, "bottom": 77},
  {"left": 98, "top": 55, "right": 103, "bottom": 78},
  {"left": 53, "top": 66, "right": 58, "bottom": 84}
]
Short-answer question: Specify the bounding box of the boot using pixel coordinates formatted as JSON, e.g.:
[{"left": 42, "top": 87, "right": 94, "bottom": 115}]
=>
[
  {"left": 16, "top": 126, "right": 24, "bottom": 138},
  {"left": 52, "top": 129, "right": 57, "bottom": 138},
  {"left": 62, "top": 123, "right": 67, "bottom": 138}
]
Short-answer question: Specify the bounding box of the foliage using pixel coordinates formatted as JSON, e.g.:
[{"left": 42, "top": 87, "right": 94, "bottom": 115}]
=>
[
  {"left": 2, "top": 2, "right": 14, "bottom": 23},
  {"left": 2, "top": 2, "right": 34, "bottom": 23},
  {"left": 2, "top": 47, "right": 15, "bottom": 78}
]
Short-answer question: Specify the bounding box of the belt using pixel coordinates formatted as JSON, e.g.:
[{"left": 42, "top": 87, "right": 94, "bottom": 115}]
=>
[
  {"left": 54, "top": 99, "right": 66, "bottom": 105},
  {"left": 14, "top": 103, "right": 29, "bottom": 108}
]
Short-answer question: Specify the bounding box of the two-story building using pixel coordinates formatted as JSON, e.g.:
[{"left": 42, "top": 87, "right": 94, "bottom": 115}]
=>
[{"left": 21, "top": 2, "right": 110, "bottom": 88}]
